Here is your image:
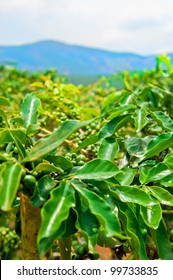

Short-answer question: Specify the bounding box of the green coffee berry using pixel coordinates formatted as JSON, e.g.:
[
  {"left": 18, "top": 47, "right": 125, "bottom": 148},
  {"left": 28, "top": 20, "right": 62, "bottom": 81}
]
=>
[{"left": 77, "top": 160, "right": 85, "bottom": 166}]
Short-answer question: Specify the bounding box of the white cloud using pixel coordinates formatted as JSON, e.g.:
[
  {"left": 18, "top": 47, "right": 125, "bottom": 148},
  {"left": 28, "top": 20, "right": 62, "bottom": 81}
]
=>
[{"left": 0, "top": 0, "right": 173, "bottom": 54}]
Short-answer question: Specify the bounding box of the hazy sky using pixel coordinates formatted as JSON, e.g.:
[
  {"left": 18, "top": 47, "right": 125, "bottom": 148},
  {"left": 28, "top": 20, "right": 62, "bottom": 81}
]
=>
[{"left": 1, "top": 0, "right": 173, "bottom": 54}]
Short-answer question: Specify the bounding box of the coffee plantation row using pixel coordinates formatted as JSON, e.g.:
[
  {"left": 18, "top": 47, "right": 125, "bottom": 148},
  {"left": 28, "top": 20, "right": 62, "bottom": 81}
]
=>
[{"left": 0, "top": 54, "right": 173, "bottom": 260}]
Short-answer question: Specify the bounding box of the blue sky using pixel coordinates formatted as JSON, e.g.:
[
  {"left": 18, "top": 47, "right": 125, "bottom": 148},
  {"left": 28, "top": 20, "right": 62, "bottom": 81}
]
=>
[{"left": 1, "top": 0, "right": 173, "bottom": 54}]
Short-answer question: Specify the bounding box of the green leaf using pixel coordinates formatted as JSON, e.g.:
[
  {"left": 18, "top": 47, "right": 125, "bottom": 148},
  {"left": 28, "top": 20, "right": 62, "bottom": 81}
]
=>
[
  {"left": 33, "top": 163, "right": 63, "bottom": 174},
  {"left": 118, "top": 202, "right": 148, "bottom": 259},
  {"left": 23, "top": 120, "right": 91, "bottom": 162},
  {"left": 97, "top": 230, "right": 117, "bottom": 248},
  {"left": 139, "top": 166, "right": 151, "bottom": 184},
  {"left": 71, "top": 180, "right": 125, "bottom": 239},
  {"left": 0, "top": 129, "right": 26, "bottom": 145},
  {"left": 140, "top": 203, "right": 162, "bottom": 229},
  {"left": 99, "top": 115, "right": 131, "bottom": 140},
  {"left": 148, "top": 186, "right": 173, "bottom": 206},
  {"left": 142, "top": 132, "right": 173, "bottom": 160},
  {"left": 115, "top": 167, "right": 136, "bottom": 186},
  {"left": 0, "top": 162, "right": 23, "bottom": 211},
  {"left": 75, "top": 193, "right": 99, "bottom": 247},
  {"left": 98, "top": 137, "right": 119, "bottom": 161},
  {"left": 102, "top": 91, "right": 123, "bottom": 110},
  {"left": 156, "top": 54, "right": 173, "bottom": 73},
  {"left": 164, "top": 153, "right": 173, "bottom": 172},
  {"left": 0, "top": 109, "right": 8, "bottom": 122},
  {"left": 20, "top": 93, "right": 41, "bottom": 128},
  {"left": 139, "top": 86, "right": 151, "bottom": 101},
  {"left": 152, "top": 218, "right": 173, "bottom": 259},
  {"left": 160, "top": 173, "right": 173, "bottom": 187},
  {"left": 107, "top": 105, "right": 136, "bottom": 120},
  {"left": 75, "top": 159, "right": 119, "bottom": 180},
  {"left": 151, "top": 111, "right": 173, "bottom": 132},
  {"left": 146, "top": 162, "right": 171, "bottom": 183},
  {"left": 31, "top": 175, "right": 55, "bottom": 207},
  {"left": 80, "top": 107, "right": 99, "bottom": 119},
  {"left": 60, "top": 209, "right": 77, "bottom": 239},
  {"left": 10, "top": 131, "right": 26, "bottom": 160},
  {"left": 0, "top": 96, "right": 11, "bottom": 106},
  {"left": 38, "top": 209, "right": 77, "bottom": 258},
  {"left": 44, "top": 155, "right": 73, "bottom": 170},
  {"left": 140, "top": 160, "right": 158, "bottom": 167},
  {"left": 37, "top": 181, "right": 75, "bottom": 256},
  {"left": 132, "top": 108, "right": 148, "bottom": 132},
  {"left": 26, "top": 124, "right": 40, "bottom": 136},
  {"left": 111, "top": 186, "right": 157, "bottom": 206},
  {"left": 124, "top": 136, "right": 151, "bottom": 157}
]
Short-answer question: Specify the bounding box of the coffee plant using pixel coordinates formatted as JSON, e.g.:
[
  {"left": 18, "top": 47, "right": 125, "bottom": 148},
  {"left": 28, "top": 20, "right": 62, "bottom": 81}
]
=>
[{"left": 0, "top": 55, "right": 173, "bottom": 260}]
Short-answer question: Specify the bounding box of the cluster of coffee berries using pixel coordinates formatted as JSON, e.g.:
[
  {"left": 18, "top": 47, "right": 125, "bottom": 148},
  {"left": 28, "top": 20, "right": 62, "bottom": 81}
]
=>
[
  {"left": 65, "top": 153, "right": 86, "bottom": 166},
  {"left": 0, "top": 227, "right": 21, "bottom": 259},
  {"left": 72, "top": 238, "right": 99, "bottom": 260}
]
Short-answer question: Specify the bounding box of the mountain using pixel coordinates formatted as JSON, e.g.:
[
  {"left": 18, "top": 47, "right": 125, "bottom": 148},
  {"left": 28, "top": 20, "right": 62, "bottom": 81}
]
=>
[{"left": 0, "top": 40, "right": 172, "bottom": 75}]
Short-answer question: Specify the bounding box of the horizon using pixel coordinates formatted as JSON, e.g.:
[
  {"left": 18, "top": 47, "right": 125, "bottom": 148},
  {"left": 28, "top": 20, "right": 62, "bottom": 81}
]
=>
[{"left": 0, "top": 39, "right": 172, "bottom": 57}]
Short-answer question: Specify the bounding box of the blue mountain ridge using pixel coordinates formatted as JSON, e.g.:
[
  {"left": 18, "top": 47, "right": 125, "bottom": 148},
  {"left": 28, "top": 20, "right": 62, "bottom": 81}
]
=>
[{"left": 0, "top": 40, "right": 172, "bottom": 75}]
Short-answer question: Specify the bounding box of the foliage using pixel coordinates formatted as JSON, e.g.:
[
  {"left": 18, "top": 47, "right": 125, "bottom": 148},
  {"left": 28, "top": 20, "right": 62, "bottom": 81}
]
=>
[{"left": 0, "top": 55, "right": 173, "bottom": 260}]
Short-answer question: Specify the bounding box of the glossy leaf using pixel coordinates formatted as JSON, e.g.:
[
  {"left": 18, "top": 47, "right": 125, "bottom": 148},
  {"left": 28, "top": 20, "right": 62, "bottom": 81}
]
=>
[
  {"left": 148, "top": 186, "right": 173, "bottom": 206},
  {"left": 98, "top": 137, "right": 119, "bottom": 161},
  {"left": 31, "top": 175, "right": 55, "bottom": 207},
  {"left": 146, "top": 162, "right": 171, "bottom": 183},
  {"left": 152, "top": 218, "right": 173, "bottom": 260},
  {"left": 140, "top": 203, "right": 162, "bottom": 229},
  {"left": 118, "top": 202, "right": 148, "bottom": 259},
  {"left": 99, "top": 115, "right": 131, "bottom": 140},
  {"left": 0, "top": 162, "right": 23, "bottom": 211},
  {"left": 132, "top": 108, "right": 148, "bottom": 132},
  {"left": 142, "top": 132, "right": 173, "bottom": 160},
  {"left": 44, "top": 155, "right": 73, "bottom": 170},
  {"left": 71, "top": 180, "right": 125, "bottom": 239},
  {"left": 33, "top": 163, "right": 63, "bottom": 174},
  {"left": 75, "top": 159, "right": 119, "bottom": 180},
  {"left": 38, "top": 181, "right": 75, "bottom": 255},
  {"left": 115, "top": 167, "right": 136, "bottom": 186},
  {"left": 23, "top": 120, "right": 91, "bottom": 162},
  {"left": 10, "top": 131, "right": 26, "bottom": 160},
  {"left": 151, "top": 111, "right": 173, "bottom": 131},
  {"left": 75, "top": 193, "right": 99, "bottom": 247},
  {"left": 164, "top": 153, "right": 173, "bottom": 172},
  {"left": 0, "top": 129, "right": 26, "bottom": 145},
  {"left": 20, "top": 93, "right": 41, "bottom": 128},
  {"left": 140, "top": 160, "right": 158, "bottom": 167},
  {"left": 111, "top": 186, "right": 157, "bottom": 206},
  {"left": 160, "top": 173, "right": 173, "bottom": 187},
  {"left": 38, "top": 209, "right": 77, "bottom": 258},
  {"left": 124, "top": 136, "right": 151, "bottom": 157},
  {"left": 107, "top": 105, "right": 136, "bottom": 120},
  {"left": 139, "top": 166, "right": 150, "bottom": 184}
]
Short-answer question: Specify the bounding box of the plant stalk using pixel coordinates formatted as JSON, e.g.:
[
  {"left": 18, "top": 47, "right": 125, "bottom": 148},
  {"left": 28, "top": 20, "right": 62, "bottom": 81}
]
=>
[{"left": 59, "top": 236, "right": 72, "bottom": 260}]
